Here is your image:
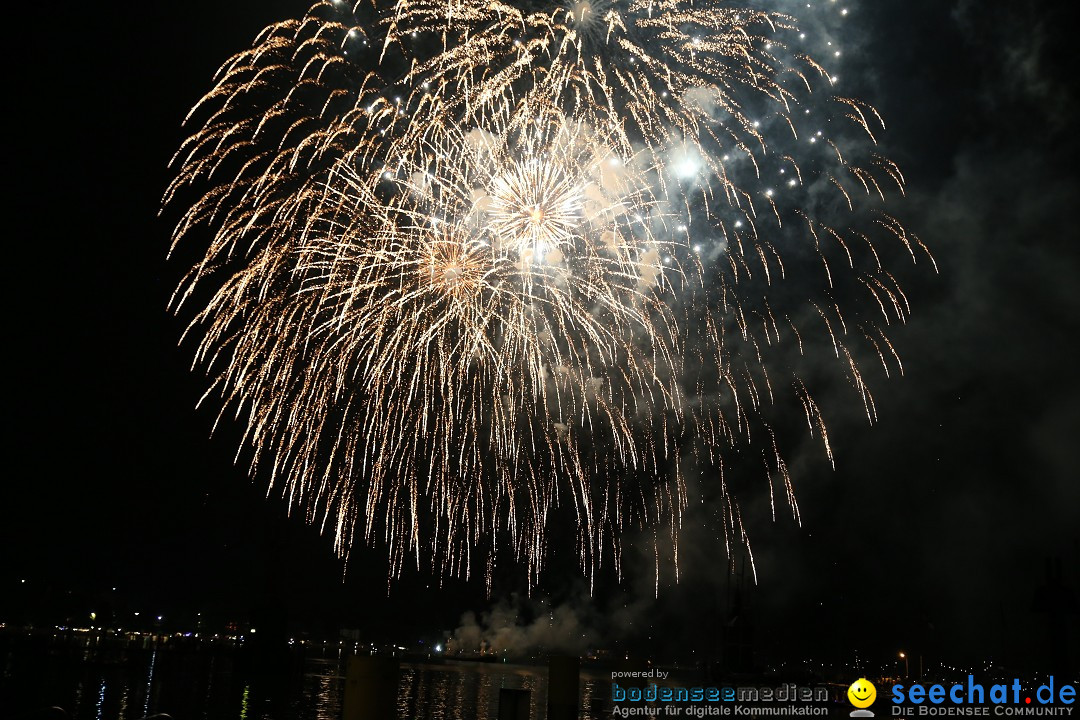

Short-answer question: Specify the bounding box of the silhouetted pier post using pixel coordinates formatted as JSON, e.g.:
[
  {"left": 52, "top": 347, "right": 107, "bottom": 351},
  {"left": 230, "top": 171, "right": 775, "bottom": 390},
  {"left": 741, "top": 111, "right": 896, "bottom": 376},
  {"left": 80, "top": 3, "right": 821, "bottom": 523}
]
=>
[
  {"left": 498, "top": 688, "right": 531, "bottom": 720},
  {"left": 342, "top": 655, "right": 399, "bottom": 720},
  {"left": 547, "top": 655, "right": 580, "bottom": 720}
]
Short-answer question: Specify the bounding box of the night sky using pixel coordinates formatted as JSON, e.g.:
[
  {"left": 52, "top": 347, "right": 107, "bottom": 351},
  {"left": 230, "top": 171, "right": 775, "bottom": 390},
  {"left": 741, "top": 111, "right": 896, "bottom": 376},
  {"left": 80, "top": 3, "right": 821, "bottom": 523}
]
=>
[{"left": 7, "top": 0, "right": 1078, "bottom": 674}]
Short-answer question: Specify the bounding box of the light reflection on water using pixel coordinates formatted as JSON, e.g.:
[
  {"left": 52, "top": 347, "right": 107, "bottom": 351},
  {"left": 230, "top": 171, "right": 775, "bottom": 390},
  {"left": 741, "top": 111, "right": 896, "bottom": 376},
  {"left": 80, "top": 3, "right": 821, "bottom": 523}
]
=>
[
  {"left": 0, "top": 645, "right": 611, "bottom": 720},
  {"left": 142, "top": 649, "right": 155, "bottom": 719},
  {"left": 400, "top": 661, "right": 550, "bottom": 719}
]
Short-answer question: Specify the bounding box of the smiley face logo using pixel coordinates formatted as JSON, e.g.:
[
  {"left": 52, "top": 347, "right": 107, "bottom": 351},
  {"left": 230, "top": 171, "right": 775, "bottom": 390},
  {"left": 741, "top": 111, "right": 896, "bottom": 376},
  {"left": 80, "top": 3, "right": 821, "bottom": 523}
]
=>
[{"left": 848, "top": 678, "right": 877, "bottom": 709}]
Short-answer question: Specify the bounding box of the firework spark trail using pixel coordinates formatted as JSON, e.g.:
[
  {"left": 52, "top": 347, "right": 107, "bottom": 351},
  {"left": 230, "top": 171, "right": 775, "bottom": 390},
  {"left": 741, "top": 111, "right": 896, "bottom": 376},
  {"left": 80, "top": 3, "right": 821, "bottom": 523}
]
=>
[
  {"left": 380, "top": 0, "right": 802, "bottom": 155},
  {"left": 166, "top": 0, "right": 935, "bottom": 590}
]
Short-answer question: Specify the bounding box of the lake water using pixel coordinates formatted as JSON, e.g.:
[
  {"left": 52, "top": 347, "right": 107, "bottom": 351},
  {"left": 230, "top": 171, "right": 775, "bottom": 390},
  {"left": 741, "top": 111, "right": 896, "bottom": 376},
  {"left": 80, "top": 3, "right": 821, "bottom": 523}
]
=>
[{"left": 0, "top": 639, "right": 613, "bottom": 719}]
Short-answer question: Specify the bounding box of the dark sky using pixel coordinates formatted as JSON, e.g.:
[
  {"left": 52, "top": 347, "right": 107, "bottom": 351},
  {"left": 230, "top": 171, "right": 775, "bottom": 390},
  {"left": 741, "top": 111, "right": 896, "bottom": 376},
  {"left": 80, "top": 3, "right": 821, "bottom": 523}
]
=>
[{"left": 7, "top": 0, "right": 1078, "bottom": 674}]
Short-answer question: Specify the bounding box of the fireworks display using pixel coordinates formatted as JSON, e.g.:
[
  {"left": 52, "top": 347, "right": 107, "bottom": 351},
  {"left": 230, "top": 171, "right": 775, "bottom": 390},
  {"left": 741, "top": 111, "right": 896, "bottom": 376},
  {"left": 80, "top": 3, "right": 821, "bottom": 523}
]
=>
[{"left": 166, "top": 0, "right": 935, "bottom": 590}]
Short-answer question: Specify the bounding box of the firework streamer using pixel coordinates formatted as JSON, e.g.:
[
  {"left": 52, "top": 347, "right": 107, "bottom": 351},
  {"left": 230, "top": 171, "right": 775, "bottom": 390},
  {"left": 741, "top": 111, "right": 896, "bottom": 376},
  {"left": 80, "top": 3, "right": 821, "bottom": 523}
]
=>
[{"left": 166, "top": 0, "right": 935, "bottom": 590}]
